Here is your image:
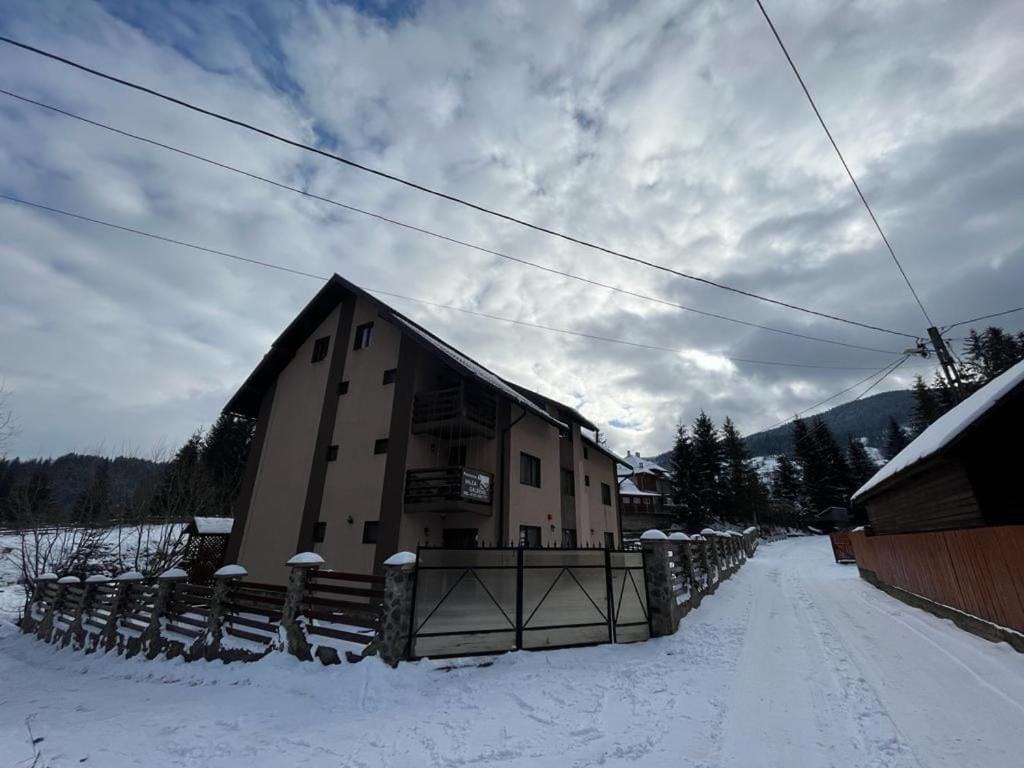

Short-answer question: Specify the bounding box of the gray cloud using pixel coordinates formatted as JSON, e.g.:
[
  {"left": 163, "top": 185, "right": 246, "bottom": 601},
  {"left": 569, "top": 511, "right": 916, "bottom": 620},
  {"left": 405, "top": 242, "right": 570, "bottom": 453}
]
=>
[{"left": 0, "top": 0, "right": 1021, "bottom": 459}]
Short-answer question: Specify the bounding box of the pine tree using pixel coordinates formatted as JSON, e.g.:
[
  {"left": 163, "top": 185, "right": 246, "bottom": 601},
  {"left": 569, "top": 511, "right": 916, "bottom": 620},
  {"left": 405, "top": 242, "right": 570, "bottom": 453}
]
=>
[
  {"left": 811, "top": 416, "right": 851, "bottom": 509},
  {"left": 720, "top": 418, "right": 763, "bottom": 525},
  {"left": 771, "top": 453, "right": 801, "bottom": 513},
  {"left": 689, "top": 411, "right": 722, "bottom": 528},
  {"left": 200, "top": 413, "right": 255, "bottom": 517},
  {"left": 963, "top": 327, "right": 1024, "bottom": 385},
  {"left": 846, "top": 437, "right": 877, "bottom": 493},
  {"left": 72, "top": 459, "right": 112, "bottom": 524},
  {"left": 909, "top": 375, "right": 945, "bottom": 436},
  {"left": 882, "top": 417, "right": 909, "bottom": 461},
  {"left": 668, "top": 423, "right": 696, "bottom": 527}
]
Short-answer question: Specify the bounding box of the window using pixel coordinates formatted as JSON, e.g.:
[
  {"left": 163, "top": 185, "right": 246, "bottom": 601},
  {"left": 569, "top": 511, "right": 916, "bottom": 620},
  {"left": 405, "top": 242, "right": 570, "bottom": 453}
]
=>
[
  {"left": 443, "top": 528, "right": 478, "bottom": 547},
  {"left": 311, "top": 336, "right": 330, "bottom": 363},
  {"left": 562, "top": 528, "right": 577, "bottom": 548},
  {"left": 560, "top": 469, "right": 575, "bottom": 496},
  {"left": 354, "top": 322, "right": 374, "bottom": 350},
  {"left": 337, "top": 380, "right": 350, "bottom": 395},
  {"left": 604, "top": 532, "right": 615, "bottom": 549},
  {"left": 374, "top": 438, "right": 389, "bottom": 455},
  {"left": 448, "top": 444, "right": 467, "bottom": 467},
  {"left": 519, "top": 525, "right": 542, "bottom": 548},
  {"left": 584, "top": 474, "right": 590, "bottom": 487},
  {"left": 313, "top": 521, "right": 327, "bottom": 543},
  {"left": 326, "top": 445, "right": 339, "bottom": 461},
  {"left": 583, "top": 446, "right": 589, "bottom": 459},
  {"left": 601, "top": 482, "right": 612, "bottom": 505},
  {"left": 362, "top": 521, "right": 379, "bottom": 544},
  {"left": 382, "top": 368, "right": 397, "bottom": 385},
  {"left": 519, "top": 452, "right": 541, "bottom": 487}
]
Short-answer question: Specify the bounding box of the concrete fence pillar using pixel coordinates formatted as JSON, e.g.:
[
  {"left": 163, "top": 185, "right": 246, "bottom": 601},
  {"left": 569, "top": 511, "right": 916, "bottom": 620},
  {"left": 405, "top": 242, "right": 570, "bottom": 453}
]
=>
[
  {"left": 640, "top": 530, "right": 678, "bottom": 637},
  {"left": 696, "top": 535, "right": 713, "bottom": 589},
  {"left": 65, "top": 576, "right": 99, "bottom": 649},
  {"left": 22, "top": 573, "right": 57, "bottom": 634},
  {"left": 204, "top": 564, "right": 247, "bottom": 659},
  {"left": 53, "top": 576, "right": 81, "bottom": 645},
  {"left": 281, "top": 552, "right": 325, "bottom": 661},
  {"left": 376, "top": 551, "right": 418, "bottom": 666},
  {"left": 36, "top": 576, "right": 74, "bottom": 642}
]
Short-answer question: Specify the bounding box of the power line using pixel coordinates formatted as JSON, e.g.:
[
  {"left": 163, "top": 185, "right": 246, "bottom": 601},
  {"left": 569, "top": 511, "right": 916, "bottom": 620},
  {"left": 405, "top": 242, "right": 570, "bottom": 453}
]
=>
[
  {"left": 752, "top": 0, "right": 934, "bottom": 328},
  {"left": 941, "top": 307, "right": 1024, "bottom": 332},
  {"left": 0, "top": 34, "right": 919, "bottom": 340},
  {"left": 0, "top": 87, "right": 905, "bottom": 357},
  {"left": 0, "top": 192, "right": 908, "bottom": 373}
]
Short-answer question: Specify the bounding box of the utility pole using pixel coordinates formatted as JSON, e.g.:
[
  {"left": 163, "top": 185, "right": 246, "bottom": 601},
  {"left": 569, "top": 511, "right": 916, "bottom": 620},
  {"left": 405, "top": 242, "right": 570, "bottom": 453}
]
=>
[{"left": 926, "top": 327, "right": 964, "bottom": 398}]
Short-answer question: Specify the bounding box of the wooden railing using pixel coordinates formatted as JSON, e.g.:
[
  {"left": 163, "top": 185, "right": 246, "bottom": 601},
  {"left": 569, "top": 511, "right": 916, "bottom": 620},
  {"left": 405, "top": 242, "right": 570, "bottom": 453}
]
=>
[
  {"left": 404, "top": 467, "right": 494, "bottom": 507},
  {"left": 411, "top": 382, "right": 497, "bottom": 436}
]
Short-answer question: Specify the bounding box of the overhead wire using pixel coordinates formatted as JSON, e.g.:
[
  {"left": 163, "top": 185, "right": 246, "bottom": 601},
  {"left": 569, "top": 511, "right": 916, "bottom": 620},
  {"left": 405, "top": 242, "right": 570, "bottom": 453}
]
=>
[
  {"left": 0, "top": 34, "right": 920, "bottom": 340},
  {"left": 0, "top": 87, "right": 905, "bottom": 357},
  {"left": 0, "top": 192, "right": 912, "bottom": 373},
  {"left": 941, "top": 307, "right": 1024, "bottom": 332},
  {"left": 752, "top": 0, "right": 935, "bottom": 328}
]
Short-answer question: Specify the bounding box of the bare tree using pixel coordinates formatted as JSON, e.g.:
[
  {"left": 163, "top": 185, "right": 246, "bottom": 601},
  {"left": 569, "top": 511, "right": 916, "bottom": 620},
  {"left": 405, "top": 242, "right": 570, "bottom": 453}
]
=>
[{"left": 0, "top": 383, "right": 16, "bottom": 460}]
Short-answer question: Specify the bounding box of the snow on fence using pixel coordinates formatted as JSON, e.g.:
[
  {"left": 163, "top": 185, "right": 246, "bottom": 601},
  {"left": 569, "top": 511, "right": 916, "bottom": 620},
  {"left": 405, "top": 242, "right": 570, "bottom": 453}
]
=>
[{"left": 19, "top": 529, "right": 762, "bottom": 667}]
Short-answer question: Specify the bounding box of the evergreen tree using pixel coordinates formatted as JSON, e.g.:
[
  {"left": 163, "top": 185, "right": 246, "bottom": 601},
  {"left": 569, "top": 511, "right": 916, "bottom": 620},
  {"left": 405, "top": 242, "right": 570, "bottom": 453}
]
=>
[
  {"left": 668, "top": 423, "right": 697, "bottom": 527},
  {"left": 882, "top": 417, "right": 910, "bottom": 461},
  {"left": 147, "top": 431, "right": 207, "bottom": 520},
  {"left": 909, "top": 375, "right": 946, "bottom": 436},
  {"left": 811, "top": 416, "right": 851, "bottom": 509},
  {"left": 720, "top": 418, "right": 764, "bottom": 525},
  {"left": 200, "top": 413, "right": 255, "bottom": 517},
  {"left": 963, "top": 327, "right": 1024, "bottom": 384},
  {"left": 72, "top": 459, "right": 112, "bottom": 525},
  {"left": 689, "top": 411, "right": 722, "bottom": 528},
  {"left": 771, "top": 454, "right": 801, "bottom": 509},
  {"left": 846, "top": 437, "right": 877, "bottom": 492}
]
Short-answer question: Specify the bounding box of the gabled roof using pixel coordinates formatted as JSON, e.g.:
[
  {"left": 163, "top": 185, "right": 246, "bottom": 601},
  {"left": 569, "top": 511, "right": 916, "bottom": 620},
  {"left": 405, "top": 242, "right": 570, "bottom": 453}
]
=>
[
  {"left": 224, "top": 274, "right": 566, "bottom": 430},
  {"left": 853, "top": 358, "right": 1024, "bottom": 501},
  {"left": 619, "top": 478, "right": 661, "bottom": 497},
  {"left": 617, "top": 452, "right": 670, "bottom": 477},
  {"left": 506, "top": 382, "right": 598, "bottom": 432}
]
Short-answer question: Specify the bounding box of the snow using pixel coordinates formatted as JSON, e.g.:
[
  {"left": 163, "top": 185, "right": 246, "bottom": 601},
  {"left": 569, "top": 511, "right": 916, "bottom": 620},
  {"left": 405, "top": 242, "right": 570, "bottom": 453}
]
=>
[
  {"left": 115, "top": 571, "right": 144, "bottom": 582},
  {"left": 192, "top": 516, "right": 234, "bottom": 535},
  {"left": 37, "top": 572, "right": 58, "bottom": 581},
  {"left": 668, "top": 532, "right": 690, "bottom": 541},
  {"left": 286, "top": 551, "right": 325, "bottom": 567},
  {"left": 743, "top": 527, "right": 757, "bottom": 535},
  {"left": 700, "top": 528, "right": 718, "bottom": 536},
  {"left": 56, "top": 576, "right": 80, "bottom": 584},
  {"left": 159, "top": 567, "right": 189, "bottom": 580},
  {"left": 639, "top": 529, "right": 667, "bottom": 540},
  {"left": 855, "top": 358, "right": 1024, "bottom": 499},
  {"left": 383, "top": 551, "right": 417, "bottom": 566},
  {"left": 214, "top": 564, "right": 248, "bottom": 578},
  {"left": 84, "top": 574, "right": 112, "bottom": 583},
  {"left": 2, "top": 537, "right": 1023, "bottom": 767}
]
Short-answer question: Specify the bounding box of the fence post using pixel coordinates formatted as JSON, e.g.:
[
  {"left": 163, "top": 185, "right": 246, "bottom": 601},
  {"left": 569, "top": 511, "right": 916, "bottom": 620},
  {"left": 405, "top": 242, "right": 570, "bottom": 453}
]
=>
[
  {"left": 640, "top": 530, "right": 676, "bottom": 637},
  {"left": 142, "top": 567, "right": 187, "bottom": 658},
  {"left": 66, "top": 576, "right": 99, "bottom": 649},
  {"left": 22, "top": 572, "right": 57, "bottom": 634},
  {"left": 281, "top": 552, "right": 324, "bottom": 661},
  {"left": 36, "top": 576, "right": 75, "bottom": 643},
  {"left": 204, "top": 564, "right": 247, "bottom": 659},
  {"left": 376, "top": 551, "right": 418, "bottom": 667},
  {"left": 102, "top": 571, "right": 142, "bottom": 652}
]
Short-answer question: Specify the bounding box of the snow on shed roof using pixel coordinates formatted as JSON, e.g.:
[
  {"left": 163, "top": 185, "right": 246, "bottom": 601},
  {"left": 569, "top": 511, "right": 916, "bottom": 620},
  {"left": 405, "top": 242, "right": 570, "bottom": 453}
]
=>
[
  {"left": 619, "top": 478, "right": 661, "bottom": 497},
  {"left": 853, "top": 358, "right": 1024, "bottom": 500},
  {"left": 192, "top": 516, "right": 234, "bottom": 535}
]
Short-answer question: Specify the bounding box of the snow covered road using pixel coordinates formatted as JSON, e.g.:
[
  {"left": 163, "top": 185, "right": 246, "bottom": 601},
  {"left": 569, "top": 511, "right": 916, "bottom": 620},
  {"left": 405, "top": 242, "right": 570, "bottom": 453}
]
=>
[{"left": 2, "top": 537, "right": 1022, "bottom": 767}]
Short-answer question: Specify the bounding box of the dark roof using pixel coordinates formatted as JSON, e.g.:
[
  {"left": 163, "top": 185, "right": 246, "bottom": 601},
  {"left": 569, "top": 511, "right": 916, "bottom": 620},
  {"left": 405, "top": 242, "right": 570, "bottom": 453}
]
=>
[
  {"left": 506, "top": 382, "right": 599, "bottom": 432},
  {"left": 224, "top": 274, "right": 567, "bottom": 430}
]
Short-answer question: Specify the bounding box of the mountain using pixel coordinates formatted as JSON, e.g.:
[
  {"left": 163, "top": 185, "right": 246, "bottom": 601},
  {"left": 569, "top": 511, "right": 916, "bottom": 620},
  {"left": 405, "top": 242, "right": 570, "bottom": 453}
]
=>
[{"left": 651, "top": 389, "right": 915, "bottom": 466}]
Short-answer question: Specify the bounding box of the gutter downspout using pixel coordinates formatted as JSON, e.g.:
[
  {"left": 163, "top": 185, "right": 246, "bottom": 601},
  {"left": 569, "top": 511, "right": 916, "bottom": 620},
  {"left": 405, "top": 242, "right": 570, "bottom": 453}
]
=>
[{"left": 500, "top": 404, "right": 527, "bottom": 544}]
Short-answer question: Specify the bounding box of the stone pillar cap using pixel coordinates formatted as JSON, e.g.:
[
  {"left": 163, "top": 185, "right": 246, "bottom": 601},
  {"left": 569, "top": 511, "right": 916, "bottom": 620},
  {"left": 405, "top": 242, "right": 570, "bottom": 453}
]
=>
[
  {"left": 57, "top": 575, "right": 81, "bottom": 584},
  {"left": 287, "top": 552, "right": 325, "bottom": 568},
  {"left": 383, "top": 551, "right": 417, "bottom": 566},
  {"left": 668, "top": 532, "right": 690, "bottom": 541},
  {"left": 213, "top": 564, "right": 248, "bottom": 579}
]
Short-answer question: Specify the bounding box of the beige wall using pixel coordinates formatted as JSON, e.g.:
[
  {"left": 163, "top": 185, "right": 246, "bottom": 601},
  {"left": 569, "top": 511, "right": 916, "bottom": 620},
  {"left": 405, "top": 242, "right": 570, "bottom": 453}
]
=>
[
  {"left": 508, "top": 410, "right": 562, "bottom": 545},
  {"left": 317, "top": 298, "right": 401, "bottom": 574},
  {"left": 582, "top": 448, "right": 619, "bottom": 546},
  {"left": 237, "top": 306, "right": 339, "bottom": 583}
]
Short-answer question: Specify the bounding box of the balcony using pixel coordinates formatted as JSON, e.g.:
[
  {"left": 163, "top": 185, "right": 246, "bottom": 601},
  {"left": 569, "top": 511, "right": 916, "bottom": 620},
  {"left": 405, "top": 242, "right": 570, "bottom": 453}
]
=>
[
  {"left": 412, "top": 383, "right": 497, "bottom": 438},
  {"left": 404, "top": 467, "right": 494, "bottom": 515}
]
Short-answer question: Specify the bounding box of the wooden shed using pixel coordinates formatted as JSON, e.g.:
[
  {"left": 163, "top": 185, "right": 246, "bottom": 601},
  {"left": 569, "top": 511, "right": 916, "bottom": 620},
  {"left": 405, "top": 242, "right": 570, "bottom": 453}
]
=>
[{"left": 182, "top": 516, "right": 234, "bottom": 583}]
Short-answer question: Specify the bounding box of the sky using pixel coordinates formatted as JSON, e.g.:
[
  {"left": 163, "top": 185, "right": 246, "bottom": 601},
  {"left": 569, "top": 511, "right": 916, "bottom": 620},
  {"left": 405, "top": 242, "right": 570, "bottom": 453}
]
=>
[{"left": 1, "top": 0, "right": 1022, "bottom": 460}]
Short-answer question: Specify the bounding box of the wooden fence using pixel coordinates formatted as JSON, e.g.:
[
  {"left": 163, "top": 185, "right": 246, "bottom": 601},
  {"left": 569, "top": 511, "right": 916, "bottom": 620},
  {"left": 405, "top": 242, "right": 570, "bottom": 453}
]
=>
[
  {"left": 21, "top": 557, "right": 384, "bottom": 665},
  {"left": 849, "top": 526, "right": 1024, "bottom": 638}
]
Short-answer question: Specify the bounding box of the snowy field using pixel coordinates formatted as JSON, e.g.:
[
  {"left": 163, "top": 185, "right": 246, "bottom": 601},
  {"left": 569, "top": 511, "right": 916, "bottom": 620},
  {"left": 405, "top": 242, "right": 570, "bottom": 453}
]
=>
[{"left": 2, "top": 536, "right": 1023, "bottom": 767}]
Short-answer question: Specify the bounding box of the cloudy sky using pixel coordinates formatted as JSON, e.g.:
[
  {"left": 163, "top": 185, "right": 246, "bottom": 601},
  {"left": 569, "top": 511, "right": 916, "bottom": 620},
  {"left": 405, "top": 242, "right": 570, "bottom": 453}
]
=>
[{"left": 1, "top": 0, "right": 1022, "bottom": 460}]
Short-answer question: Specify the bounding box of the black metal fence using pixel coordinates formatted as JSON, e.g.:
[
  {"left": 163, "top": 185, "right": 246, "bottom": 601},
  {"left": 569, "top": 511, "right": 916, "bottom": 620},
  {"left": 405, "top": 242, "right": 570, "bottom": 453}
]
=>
[{"left": 409, "top": 546, "right": 649, "bottom": 659}]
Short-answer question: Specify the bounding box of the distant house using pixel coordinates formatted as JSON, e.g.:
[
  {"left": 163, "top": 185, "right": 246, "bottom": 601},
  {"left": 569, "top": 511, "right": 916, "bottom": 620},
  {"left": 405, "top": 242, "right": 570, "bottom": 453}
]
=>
[
  {"left": 618, "top": 452, "right": 675, "bottom": 536},
  {"left": 223, "top": 273, "right": 623, "bottom": 583},
  {"left": 813, "top": 506, "right": 850, "bottom": 533},
  {"left": 852, "top": 359, "right": 1024, "bottom": 533}
]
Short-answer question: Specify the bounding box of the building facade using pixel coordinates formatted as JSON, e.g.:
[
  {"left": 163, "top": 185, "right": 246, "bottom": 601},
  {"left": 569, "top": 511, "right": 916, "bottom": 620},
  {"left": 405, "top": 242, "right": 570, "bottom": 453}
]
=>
[
  {"left": 224, "top": 275, "right": 624, "bottom": 583},
  {"left": 617, "top": 452, "right": 676, "bottom": 536}
]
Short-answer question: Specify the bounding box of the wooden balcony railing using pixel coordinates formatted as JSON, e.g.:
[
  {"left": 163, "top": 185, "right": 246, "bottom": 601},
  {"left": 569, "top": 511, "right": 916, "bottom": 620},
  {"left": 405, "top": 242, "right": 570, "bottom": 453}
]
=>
[
  {"left": 404, "top": 467, "right": 494, "bottom": 514},
  {"left": 412, "top": 382, "right": 497, "bottom": 437}
]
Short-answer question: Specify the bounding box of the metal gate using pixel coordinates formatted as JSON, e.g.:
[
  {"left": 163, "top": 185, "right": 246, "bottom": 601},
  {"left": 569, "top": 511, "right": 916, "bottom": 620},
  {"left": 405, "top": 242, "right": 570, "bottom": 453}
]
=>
[{"left": 410, "top": 546, "right": 649, "bottom": 659}]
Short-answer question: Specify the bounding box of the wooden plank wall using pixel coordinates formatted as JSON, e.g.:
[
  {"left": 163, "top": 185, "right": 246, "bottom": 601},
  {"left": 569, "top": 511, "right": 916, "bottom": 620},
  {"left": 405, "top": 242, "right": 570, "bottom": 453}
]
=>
[{"left": 850, "top": 526, "right": 1024, "bottom": 634}]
